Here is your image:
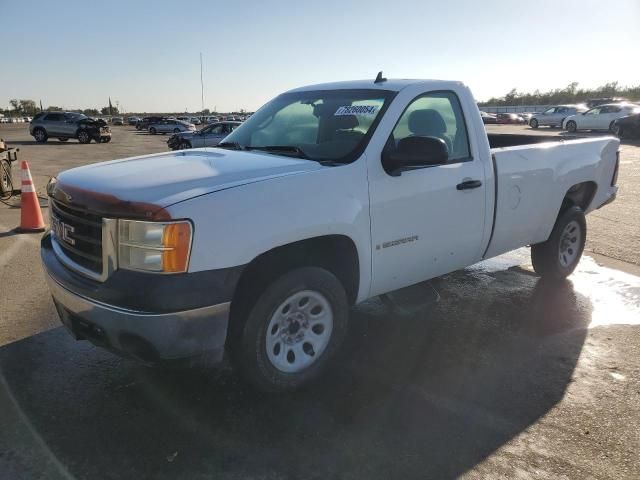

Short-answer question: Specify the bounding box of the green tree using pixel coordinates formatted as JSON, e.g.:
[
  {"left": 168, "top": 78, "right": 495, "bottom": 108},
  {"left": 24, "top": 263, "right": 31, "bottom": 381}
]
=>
[
  {"left": 101, "top": 106, "right": 119, "bottom": 115},
  {"left": 9, "top": 99, "right": 20, "bottom": 112},
  {"left": 19, "top": 100, "right": 37, "bottom": 115},
  {"left": 83, "top": 108, "right": 100, "bottom": 116}
]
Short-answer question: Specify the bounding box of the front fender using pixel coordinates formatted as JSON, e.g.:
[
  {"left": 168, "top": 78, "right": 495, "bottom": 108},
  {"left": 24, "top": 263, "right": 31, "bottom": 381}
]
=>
[{"left": 166, "top": 159, "right": 373, "bottom": 300}]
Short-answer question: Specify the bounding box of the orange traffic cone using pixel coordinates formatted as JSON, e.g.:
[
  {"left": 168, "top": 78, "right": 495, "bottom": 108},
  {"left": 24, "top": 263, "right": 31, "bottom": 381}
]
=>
[{"left": 15, "top": 161, "right": 45, "bottom": 233}]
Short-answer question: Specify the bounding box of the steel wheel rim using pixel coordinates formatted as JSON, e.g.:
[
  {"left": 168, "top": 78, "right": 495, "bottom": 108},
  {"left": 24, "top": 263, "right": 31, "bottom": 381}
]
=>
[
  {"left": 79, "top": 132, "right": 88, "bottom": 142},
  {"left": 35, "top": 130, "right": 44, "bottom": 141},
  {"left": 559, "top": 220, "right": 581, "bottom": 267},
  {"left": 265, "top": 290, "right": 333, "bottom": 373}
]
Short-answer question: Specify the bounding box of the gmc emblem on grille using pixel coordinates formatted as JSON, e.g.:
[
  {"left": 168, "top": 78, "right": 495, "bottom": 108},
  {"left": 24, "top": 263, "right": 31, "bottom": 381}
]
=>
[{"left": 52, "top": 217, "right": 76, "bottom": 246}]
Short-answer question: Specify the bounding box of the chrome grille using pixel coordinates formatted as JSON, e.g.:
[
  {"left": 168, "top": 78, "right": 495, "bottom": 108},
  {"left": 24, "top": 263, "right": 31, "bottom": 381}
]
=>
[{"left": 50, "top": 199, "right": 103, "bottom": 274}]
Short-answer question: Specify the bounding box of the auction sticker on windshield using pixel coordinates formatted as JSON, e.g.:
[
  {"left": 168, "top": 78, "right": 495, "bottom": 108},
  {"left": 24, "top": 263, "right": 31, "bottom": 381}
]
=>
[{"left": 334, "top": 105, "right": 379, "bottom": 116}]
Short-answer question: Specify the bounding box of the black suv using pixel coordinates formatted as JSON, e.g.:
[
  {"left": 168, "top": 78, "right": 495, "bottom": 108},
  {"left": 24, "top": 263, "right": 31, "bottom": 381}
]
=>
[{"left": 29, "top": 112, "right": 112, "bottom": 144}]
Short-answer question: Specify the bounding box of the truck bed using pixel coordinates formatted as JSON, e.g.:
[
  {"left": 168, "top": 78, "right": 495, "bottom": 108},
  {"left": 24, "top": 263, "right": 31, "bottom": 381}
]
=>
[
  {"left": 487, "top": 133, "right": 583, "bottom": 149},
  {"left": 483, "top": 135, "right": 619, "bottom": 260}
]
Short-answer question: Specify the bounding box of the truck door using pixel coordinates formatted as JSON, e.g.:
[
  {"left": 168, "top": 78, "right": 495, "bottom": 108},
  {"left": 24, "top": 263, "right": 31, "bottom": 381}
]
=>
[{"left": 367, "top": 90, "right": 487, "bottom": 296}]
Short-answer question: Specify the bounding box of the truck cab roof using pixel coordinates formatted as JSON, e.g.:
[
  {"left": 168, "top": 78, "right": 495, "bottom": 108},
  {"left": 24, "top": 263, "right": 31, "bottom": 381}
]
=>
[{"left": 286, "top": 78, "right": 465, "bottom": 93}]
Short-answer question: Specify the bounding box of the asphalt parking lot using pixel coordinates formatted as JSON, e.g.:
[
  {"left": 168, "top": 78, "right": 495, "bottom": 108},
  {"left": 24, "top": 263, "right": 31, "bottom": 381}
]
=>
[{"left": 1, "top": 123, "right": 639, "bottom": 479}]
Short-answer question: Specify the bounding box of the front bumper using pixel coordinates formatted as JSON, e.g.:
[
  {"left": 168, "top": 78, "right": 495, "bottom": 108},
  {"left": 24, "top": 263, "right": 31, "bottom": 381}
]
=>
[{"left": 41, "top": 233, "right": 236, "bottom": 363}]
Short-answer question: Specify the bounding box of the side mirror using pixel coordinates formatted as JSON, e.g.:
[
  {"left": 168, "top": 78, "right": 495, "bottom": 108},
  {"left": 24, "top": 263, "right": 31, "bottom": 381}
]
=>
[{"left": 383, "top": 136, "right": 449, "bottom": 176}]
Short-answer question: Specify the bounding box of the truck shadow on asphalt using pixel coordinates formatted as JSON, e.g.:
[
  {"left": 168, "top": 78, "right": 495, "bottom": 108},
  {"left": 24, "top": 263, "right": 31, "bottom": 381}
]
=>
[{"left": 0, "top": 267, "right": 589, "bottom": 479}]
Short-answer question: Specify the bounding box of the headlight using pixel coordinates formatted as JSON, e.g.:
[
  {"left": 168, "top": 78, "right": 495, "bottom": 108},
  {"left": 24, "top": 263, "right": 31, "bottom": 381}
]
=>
[{"left": 118, "top": 219, "right": 192, "bottom": 273}]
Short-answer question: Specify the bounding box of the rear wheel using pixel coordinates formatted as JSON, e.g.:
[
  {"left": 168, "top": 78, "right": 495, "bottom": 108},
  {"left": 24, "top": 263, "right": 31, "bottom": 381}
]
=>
[
  {"left": 531, "top": 206, "right": 586, "bottom": 280},
  {"left": 173, "top": 128, "right": 180, "bottom": 133},
  {"left": 33, "top": 128, "right": 48, "bottom": 143},
  {"left": 614, "top": 124, "right": 624, "bottom": 138},
  {"left": 529, "top": 118, "right": 538, "bottom": 129},
  {"left": 149, "top": 127, "right": 157, "bottom": 135},
  {"left": 231, "top": 267, "right": 349, "bottom": 392},
  {"left": 179, "top": 141, "right": 191, "bottom": 150},
  {"left": 566, "top": 120, "right": 577, "bottom": 133}
]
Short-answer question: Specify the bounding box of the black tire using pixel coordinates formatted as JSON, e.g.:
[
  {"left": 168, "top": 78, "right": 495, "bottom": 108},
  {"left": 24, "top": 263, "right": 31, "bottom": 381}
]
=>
[
  {"left": 0, "top": 160, "right": 12, "bottom": 196},
  {"left": 531, "top": 206, "right": 586, "bottom": 280},
  {"left": 566, "top": 120, "right": 577, "bottom": 133},
  {"left": 58, "top": 138, "right": 69, "bottom": 142},
  {"left": 102, "top": 137, "right": 112, "bottom": 143},
  {"left": 33, "top": 128, "right": 48, "bottom": 143},
  {"left": 231, "top": 267, "right": 349, "bottom": 392},
  {"left": 179, "top": 141, "right": 191, "bottom": 150},
  {"left": 614, "top": 125, "right": 624, "bottom": 138},
  {"left": 149, "top": 127, "right": 157, "bottom": 135},
  {"left": 173, "top": 128, "right": 180, "bottom": 134},
  {"left": 77, "top": 130, "right": 91, "bottom": 144},
  {"left": 609, "top": 121, "right": 617, "bottom": 134},
  {"left": 529, "top": 118, "right": 538, "bottom": 129}
]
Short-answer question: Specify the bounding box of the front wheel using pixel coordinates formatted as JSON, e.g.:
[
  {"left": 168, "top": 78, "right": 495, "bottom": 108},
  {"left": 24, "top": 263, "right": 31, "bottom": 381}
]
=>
[
  {"left": 173, "top": 128, "right": 180, "bottom": 133},
  {"left": 77, "top": 130, "right": 91, "bottom": 144},
  {"left": 531, "top": 206, "right": 586, "bottom": 280},
  {"left": 566, "top": 120, "right": 577, "bottom": 133},
  {"left": 231, "top": 267, "right": 349, "bottom": 392},
  {"left": 179, "top": 141, "right": 191, "bottom": 150},
  {"left": 529, "top": 118, "right": 538, "bottom": 129},
  {"left": 609, "top": 121, "right": 617, "bottom": 134},
  {"left": 149, "top": 127, "right": 157, "bottom": 135}
]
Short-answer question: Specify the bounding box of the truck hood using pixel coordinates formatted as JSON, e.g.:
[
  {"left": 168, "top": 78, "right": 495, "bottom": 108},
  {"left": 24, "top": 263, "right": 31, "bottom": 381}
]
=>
[{"left": 50, "top": 149, "right": 323, "bottom": 219}]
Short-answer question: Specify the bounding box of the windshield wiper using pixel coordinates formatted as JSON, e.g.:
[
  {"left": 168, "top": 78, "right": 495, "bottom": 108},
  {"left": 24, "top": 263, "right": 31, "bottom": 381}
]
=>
[
  {"left": 215, "top": 141, "right": 244, "bottom": 150},
  {"left": 245, "top": 145, "right": 309, "bottom": 159}
]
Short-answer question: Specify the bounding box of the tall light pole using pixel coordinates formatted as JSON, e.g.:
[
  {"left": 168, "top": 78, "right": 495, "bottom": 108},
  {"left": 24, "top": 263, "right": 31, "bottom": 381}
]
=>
[{"left": 200, "top": 52, "right": 205, "bottom": 114}]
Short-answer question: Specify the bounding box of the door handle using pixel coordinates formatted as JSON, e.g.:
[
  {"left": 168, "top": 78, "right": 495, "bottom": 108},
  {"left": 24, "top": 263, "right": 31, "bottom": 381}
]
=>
[{"left": 456, "top": 180, "right": 482, "bottom": 190}]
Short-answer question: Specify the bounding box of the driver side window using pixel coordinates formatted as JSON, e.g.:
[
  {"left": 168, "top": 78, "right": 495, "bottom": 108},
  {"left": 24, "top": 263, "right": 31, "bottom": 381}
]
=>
[{"left": 389, "top": 91, "right": 471, "bottom": 163}]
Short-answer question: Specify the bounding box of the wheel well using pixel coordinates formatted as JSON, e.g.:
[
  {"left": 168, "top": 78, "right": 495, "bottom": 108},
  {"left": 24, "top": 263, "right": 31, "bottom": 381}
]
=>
[
  {"left": 230, "top": 235, "right": 360, "bottom": 323},
  {"left": 561, "top": 181, "right": 597, "bottom": 213}
]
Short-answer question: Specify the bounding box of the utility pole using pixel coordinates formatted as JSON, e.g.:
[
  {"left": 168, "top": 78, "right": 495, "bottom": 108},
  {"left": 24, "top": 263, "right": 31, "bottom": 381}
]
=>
[{"left": 200, "top": 52, "right": 205, "bottom": 114}]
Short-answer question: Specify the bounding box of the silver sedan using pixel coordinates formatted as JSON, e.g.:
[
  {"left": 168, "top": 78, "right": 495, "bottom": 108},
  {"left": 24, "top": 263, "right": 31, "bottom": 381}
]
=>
[
  {"left": 167, "top": 122, "right": 241, "bottom": 150},
  {"left": 148, "top": 119, "right": 196, "bottom": 135}
]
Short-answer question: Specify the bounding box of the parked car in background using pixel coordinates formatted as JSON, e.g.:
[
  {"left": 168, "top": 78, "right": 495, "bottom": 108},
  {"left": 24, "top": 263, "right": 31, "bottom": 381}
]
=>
[
  {"left": 127, "top": 116, "right": 141, "bottom": 125},
  {"left": 563, "top": 103, "right": 640, "bottom": 133},
  {"left": 189, "top": 117, "right": 202, "bottom": 125},
  {"left": 177, "top": 116, "right": 190, "bottom": 123},
  {"left": 586, "top": 97, "right": 628, "bottom": 108},
  {"left": 496, "top": 113, "right": 525, "bottom": 124},
  {"left": 136, "top": 116, "right": 166, "bottom": 130},
  {"left": 518, "top": 112, "right": 534, "bottom": 123},
  {"left": 111, "top": 117, "right": 124, "bottom": 126},
  {"left": 480, "top": 111, "right": 497, "bottom": 124},
  {"left": 529, "top": 105, "right": 587, "bottom": 129},
  {"left": 29, "top": 111, "right": 111, "bottom": 143},
  {"left": 167, "top": 121, "right": 241, "bottom": 150},
  {"left": 148, "top": 119, "right": 195, "bottom": 135},
  {"left": 613, "top": 111, "right": 640, "bottom": 139}
]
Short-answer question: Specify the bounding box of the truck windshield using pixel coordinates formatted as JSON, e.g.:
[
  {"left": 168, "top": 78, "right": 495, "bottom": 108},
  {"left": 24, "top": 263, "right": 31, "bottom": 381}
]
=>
[{"left": 221, "top": 89, "right": 396, "bottom": 163}]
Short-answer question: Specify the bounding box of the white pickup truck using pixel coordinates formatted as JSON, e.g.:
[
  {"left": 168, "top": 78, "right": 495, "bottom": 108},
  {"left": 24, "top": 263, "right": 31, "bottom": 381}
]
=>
[{"left": 42, "top": 77, "right": 619, "bottom": 391}]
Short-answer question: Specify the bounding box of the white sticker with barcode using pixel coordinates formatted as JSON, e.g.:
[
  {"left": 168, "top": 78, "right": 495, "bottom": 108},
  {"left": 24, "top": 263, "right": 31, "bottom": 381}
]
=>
[{"left": 334, "top": 105, "right": 378, "bottom": 116}]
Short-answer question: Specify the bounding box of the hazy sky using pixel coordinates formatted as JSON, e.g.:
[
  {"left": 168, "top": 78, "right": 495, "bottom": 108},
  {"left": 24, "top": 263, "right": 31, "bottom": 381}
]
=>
[{"left": 1, "top": 0, "right": 638, "bottom": 113}]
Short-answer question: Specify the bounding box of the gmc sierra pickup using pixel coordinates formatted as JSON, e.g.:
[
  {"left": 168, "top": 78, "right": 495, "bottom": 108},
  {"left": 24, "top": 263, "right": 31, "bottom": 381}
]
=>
[{"left": 42, "top": 77, "right": 619, "bottom": 391}]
